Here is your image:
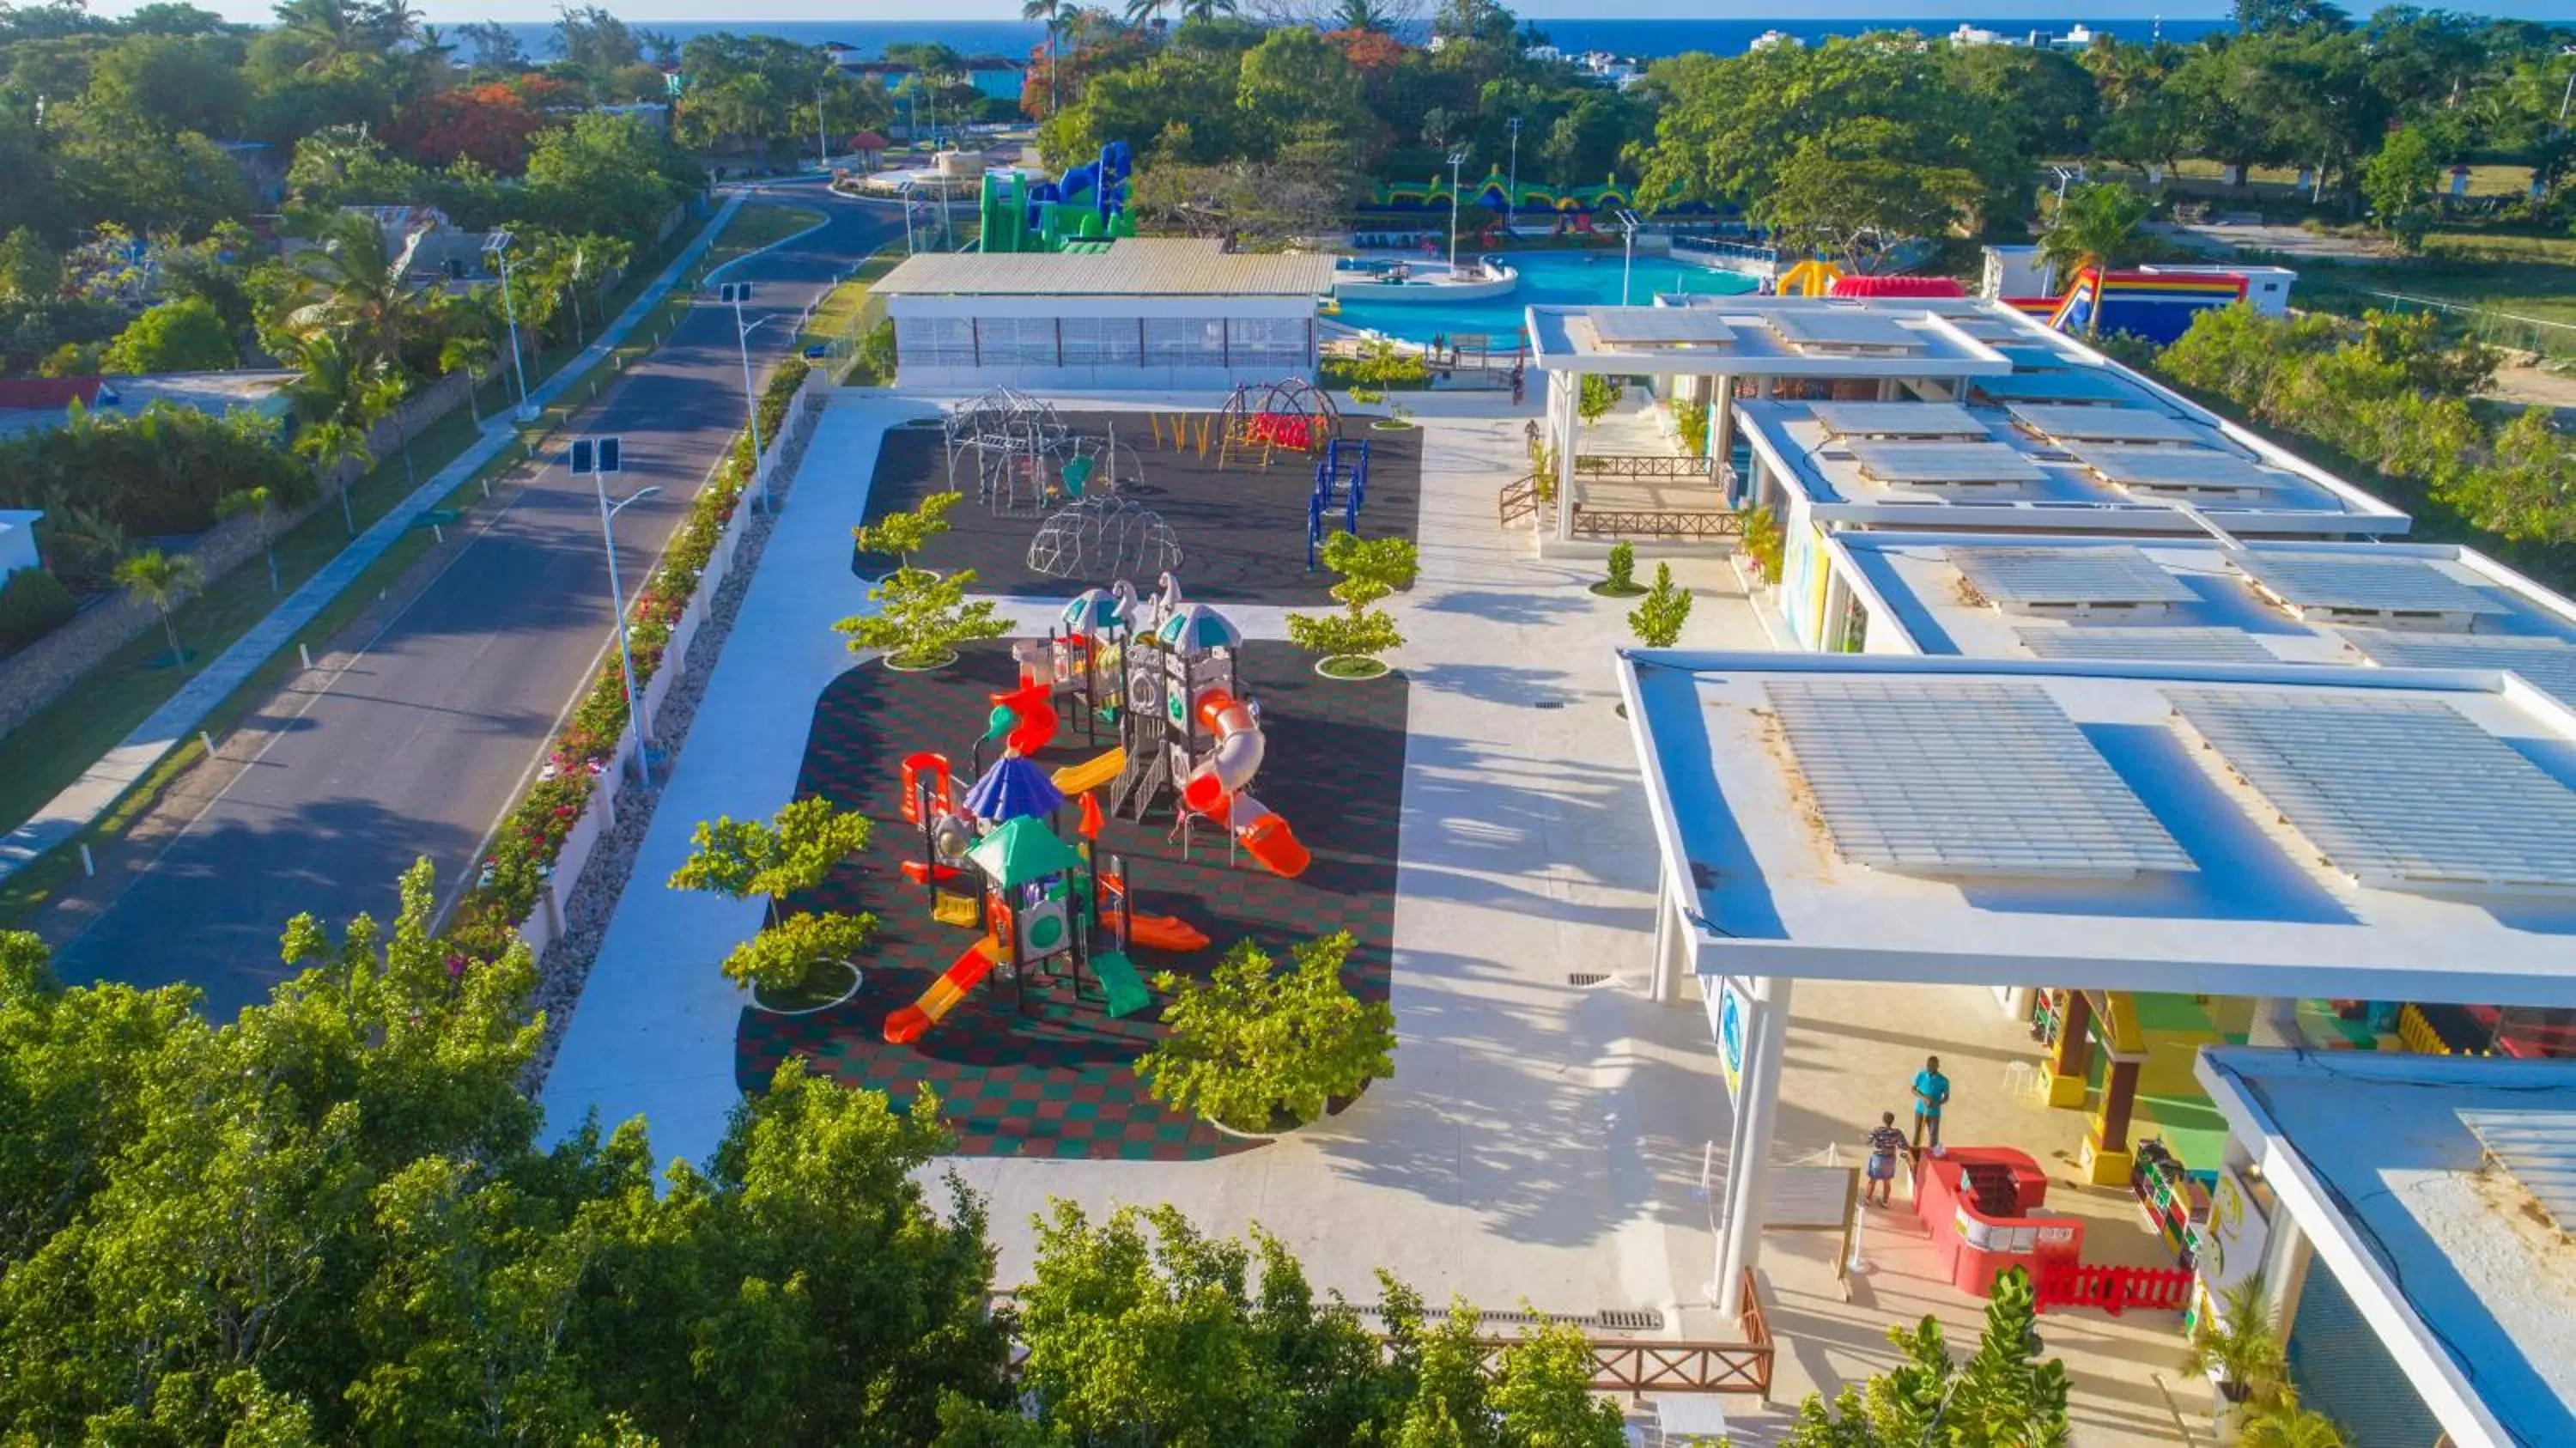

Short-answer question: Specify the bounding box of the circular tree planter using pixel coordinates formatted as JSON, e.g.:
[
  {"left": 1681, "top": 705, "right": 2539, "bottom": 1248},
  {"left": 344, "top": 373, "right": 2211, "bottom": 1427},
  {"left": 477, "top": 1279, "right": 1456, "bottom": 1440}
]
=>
[
  {"left": 1587, "top": 581, "right": 1648, "bottom": 599},
  {"left": 883, "top": 648, "right": 959, "bottom": 673},
  {"left": 1315, "top": 655, "right": 1390, "bottom": 681},
  {"left": 750, "top": 958, "right": 862, "bottom": 1015},
  {"left": 1367, "top": 418, "right": 1415, "bottom": 433},
  {"left": 1205, "top": 1110, "right": 1321, "bottom": 1142}
]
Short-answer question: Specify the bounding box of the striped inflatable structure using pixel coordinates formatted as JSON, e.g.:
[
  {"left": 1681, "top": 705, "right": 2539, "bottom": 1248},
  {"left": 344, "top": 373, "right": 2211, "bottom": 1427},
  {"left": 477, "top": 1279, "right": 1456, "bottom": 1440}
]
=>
[{"left": 2045, "top": 267, "right": 2246, "bottom": 344}]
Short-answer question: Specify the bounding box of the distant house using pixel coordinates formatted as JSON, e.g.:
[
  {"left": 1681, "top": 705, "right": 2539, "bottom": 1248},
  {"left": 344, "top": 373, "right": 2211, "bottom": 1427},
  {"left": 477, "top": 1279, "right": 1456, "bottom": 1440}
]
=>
[
  {"left": 845, "top": 131, "right": 891, "bottom": 172},
  {"left": 0, "top": 371, "right": 299, "bottom": 442},
  {"left": 295, "top": 206, "right": 502, "bottom": 295}
]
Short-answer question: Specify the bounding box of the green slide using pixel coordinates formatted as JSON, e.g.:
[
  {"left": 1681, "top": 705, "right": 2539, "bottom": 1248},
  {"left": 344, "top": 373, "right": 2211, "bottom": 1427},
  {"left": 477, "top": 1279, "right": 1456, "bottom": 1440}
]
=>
[{"left": 1091, "top": 950, "right": 1151, "bottom": 1019}]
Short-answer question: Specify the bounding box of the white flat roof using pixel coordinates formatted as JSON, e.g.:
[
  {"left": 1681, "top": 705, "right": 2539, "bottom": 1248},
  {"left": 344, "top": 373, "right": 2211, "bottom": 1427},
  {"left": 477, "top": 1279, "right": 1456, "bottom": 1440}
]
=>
[
  {"left": 874, "top": 238, "right": 1334, "bottom": 298},
  {"left": 2197, "top": 1049, "right": 2576, "bottom": 1448},
  {"left": 1741, "top": 396, "right": 2409, "bottom": 536},
  {"left": 1826, "top": 533, "right": 2576, "bottom": 692},
  {"left": 1526, "top": 295, "right": 2014, "bottom": 377},
  {"left": 1616, "top": 651, "right": 2576, "bottom": 1001}
]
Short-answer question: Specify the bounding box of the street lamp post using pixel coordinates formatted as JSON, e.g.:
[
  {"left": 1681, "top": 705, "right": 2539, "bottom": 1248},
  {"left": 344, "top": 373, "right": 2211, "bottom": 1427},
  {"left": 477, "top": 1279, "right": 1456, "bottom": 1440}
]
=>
[
  {"left": 483, "top": 230, "right": 534, "bottom": 422},
  {"left": 1446, "top": 149, "right": 1468, "bottom": 273},
  {"left": 1506, "top": 118, "right": 1521, "bottom": 239},
  {"left": 817, "top": 79, "right": 830, "bottom": 172},
  {"left": 2560, "top": 45, "right": 2576, "bottom": 126},
  {"left": 718, "top": 281, "right": 784, "bottom": 513},
  {"left": 898, "top": 179, "right": 919, "bottom": 253},
  {"left": 587, "top": 467, "right": 661, "bottom": 787}
]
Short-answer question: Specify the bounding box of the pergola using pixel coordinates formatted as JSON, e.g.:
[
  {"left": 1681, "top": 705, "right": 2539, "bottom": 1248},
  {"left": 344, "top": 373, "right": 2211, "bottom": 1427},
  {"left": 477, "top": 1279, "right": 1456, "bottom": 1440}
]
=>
[
  {"left": 1616, "top": 648, "right": 2576, "bottom": 1315},
  {"left": 1521, "top": 298, "right": 2013, "bottom": 547}
]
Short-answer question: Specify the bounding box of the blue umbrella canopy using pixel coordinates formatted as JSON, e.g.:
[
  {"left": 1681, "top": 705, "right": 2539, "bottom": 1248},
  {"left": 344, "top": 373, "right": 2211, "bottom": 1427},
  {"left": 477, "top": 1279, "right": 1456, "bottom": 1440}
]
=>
[
  {"left": 1156, "top": 603, "right": 1242, "bottom": 657},
  {"left": 962, "top": 755, "right": 1066, "bottom": 824}
]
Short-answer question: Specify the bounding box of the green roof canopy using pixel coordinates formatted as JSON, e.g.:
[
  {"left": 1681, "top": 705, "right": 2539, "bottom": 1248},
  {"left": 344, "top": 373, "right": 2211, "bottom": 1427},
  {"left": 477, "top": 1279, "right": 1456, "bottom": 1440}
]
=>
[{"left": 966, "top": 814, "right": 1085, "bottom": 888}]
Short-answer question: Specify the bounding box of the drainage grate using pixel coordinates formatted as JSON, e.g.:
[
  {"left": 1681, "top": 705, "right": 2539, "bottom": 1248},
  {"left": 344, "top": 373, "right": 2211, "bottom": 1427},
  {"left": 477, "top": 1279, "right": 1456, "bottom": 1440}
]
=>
[
  {"left": 1534, "top": 700, "right": 1565, "bottom": 709},
  {"left": 1346, "top": 1303, "right": 1665, "bottom": 1333},
  {"left": 1566, "top": 972, "right": 1611, "bottom": 988}
]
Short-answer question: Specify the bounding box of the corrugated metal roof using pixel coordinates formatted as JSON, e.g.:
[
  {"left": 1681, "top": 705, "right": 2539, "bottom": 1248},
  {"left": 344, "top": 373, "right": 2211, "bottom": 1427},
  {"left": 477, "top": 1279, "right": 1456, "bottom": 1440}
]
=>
[{"left": 873, "top": 238, "right": 1335, "bottom": 298}]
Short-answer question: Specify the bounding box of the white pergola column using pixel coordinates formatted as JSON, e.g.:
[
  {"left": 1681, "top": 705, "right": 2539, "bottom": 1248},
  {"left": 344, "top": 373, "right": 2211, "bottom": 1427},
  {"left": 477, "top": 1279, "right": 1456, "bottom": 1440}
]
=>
[
  {"left": 1716, "top": 973, "right": 1795, "bottom": 1317},
  {"left": 1710, "top": 378, "right": 1735, "bottom": 493},
  {"left": 2258, "top": 1208, "right": 2316, "bottom": 1336},
  {"left": 1553, "top": 375, "right": 1580, "bottom": 543},
  {"left": 1649, "top": 867, "right": 1682, "bottom": 1004}
]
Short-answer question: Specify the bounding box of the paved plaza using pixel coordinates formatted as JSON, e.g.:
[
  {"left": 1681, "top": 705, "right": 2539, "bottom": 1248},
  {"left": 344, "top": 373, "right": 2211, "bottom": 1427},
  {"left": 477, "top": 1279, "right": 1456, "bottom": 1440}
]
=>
[{"left": 544, "top": 388, "right": 2204, "bottom": 1444}]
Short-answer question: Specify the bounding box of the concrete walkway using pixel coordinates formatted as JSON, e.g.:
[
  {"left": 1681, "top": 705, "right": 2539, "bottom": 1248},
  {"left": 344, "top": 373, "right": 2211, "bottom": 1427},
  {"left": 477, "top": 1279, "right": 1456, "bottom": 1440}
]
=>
[{"left": 0, "top": 192, "right": 748, "bottom": 879}]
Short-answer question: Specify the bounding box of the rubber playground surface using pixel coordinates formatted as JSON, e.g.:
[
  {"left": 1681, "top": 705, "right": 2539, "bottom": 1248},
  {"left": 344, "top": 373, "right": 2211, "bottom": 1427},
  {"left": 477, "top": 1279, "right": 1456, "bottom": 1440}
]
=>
[
  {"left": 743, "top": 638, "right": 1407, "bottom": 1159},
  {"left": 856, "top": 411, "right": 1424, "bottom": 605}
]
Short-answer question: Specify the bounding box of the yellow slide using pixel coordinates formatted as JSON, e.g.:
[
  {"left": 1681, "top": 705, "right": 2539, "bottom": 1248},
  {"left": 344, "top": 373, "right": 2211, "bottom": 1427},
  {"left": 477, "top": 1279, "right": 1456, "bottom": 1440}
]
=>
[{"left": 1051, "top": 748, "right": 1127, "bottom": 795}]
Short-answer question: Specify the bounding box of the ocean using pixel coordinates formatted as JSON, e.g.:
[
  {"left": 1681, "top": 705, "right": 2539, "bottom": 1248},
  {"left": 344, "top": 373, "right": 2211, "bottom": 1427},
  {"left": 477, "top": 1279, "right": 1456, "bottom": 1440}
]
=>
[{"left": 489, "top": 16, "right": 2233, "bottom": 63}]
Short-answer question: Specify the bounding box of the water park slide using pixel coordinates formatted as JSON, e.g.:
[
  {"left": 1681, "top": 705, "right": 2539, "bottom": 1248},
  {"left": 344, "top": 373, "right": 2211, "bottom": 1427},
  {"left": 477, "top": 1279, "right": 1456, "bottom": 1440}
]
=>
[
  {"left": 883, "top": 938, "right": 1004, "bottom": 1044},
  {"left": 1051, "top": 748, "right": 1127, "bottom": 795}
]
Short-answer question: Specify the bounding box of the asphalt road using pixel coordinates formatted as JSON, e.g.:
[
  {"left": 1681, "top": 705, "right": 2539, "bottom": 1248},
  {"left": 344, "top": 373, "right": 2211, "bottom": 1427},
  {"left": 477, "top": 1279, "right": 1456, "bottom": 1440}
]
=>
[{"left": 60, "top": 182, "right": 904, "bottom": 1015}]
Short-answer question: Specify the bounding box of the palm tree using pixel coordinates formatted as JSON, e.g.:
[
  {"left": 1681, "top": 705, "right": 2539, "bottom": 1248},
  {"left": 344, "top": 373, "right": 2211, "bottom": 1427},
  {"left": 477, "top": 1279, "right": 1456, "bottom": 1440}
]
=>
[
  {"left": 1334, "top": 0, "right": 1394, "bottom": 29},
  {"left": 2038, "top": 181, "right": 2152, "bottom": 328},
  {"left": 1122, "top": 0, "right": 1170, "bottom": 32},
  {"left": 273, "top": 0, "right": 364, "bottom": 67},
  {"left": 287, "top": 210, "right": 417, "bottom": 372},
  {"left": 361, "top": 368, "right": 414, "bottom": 486},
  {"left": 216, "top": 487, "right": 281, "bottom": 593},
  {"left": 2184, "top": 1277, "right": 2289, "bottom": 1413},
  {"left": 439, "top": 329, "right": 497, "bottom": 425},
  {"left": 294, "top": 420, "right": 375, "bottom": 538},
  {"left": 1176, "top": 0, "right": 1233, "bottom": 21},
  {"left": 1023, "top": 0, "right": 1065, "bottom": 114},
  {"left": 114, "top": 549, "right": 204, "bottom": 670},
  {"left": 2237, "top": 1389, "right": 2348, "bottom": 1448}
]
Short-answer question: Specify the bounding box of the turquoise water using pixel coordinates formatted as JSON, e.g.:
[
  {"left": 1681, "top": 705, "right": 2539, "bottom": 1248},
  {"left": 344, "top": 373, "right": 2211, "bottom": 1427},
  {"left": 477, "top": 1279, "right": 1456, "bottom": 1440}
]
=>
[{"left": 1328, "top": 251, "right": 1760, "bottom": 347}]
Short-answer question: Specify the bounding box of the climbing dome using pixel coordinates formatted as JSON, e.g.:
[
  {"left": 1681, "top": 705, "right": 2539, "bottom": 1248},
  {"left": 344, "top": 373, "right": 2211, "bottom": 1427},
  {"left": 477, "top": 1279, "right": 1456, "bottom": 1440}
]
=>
[
  {"left": 1217, "top": 377, "right": 1343, "bottom": 469},
  {"left": 1027, "top": 495, "right": 1183, "bottom": 584}
]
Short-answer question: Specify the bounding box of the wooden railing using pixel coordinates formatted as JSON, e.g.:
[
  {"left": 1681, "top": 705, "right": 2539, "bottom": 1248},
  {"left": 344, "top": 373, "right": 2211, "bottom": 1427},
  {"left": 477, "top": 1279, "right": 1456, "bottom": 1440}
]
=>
[
  {"left": 1568, "top": 502, "right": 1744, "bottom": 542},
  {"left": 1498, "top": 474, "right": 1542, "bottom": 527},
  {"left": 1574, "top": 452, "right": 1718, "bottom": 481},
  {"left": 1449, "top": 1272, "right": 1773, "bottom": 1401}
]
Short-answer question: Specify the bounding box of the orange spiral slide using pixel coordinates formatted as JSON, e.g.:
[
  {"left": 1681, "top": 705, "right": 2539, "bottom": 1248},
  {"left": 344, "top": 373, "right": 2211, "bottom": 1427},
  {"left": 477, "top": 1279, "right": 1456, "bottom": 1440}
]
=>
[{"left": 883, "top": 938, "right": 1005, "bottom": 1044}]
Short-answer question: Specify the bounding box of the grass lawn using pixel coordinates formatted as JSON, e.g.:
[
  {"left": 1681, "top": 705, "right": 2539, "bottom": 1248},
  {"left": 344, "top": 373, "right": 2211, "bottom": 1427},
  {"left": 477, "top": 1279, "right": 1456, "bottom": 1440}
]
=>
[
  {"left": 0, "top": 199, "right": 818, "bottom": 921},
  {"left": 2287, "top": 231, "right": 2576, "bottom": 356},
  {"left": 797, "top": 243, "right": 907, "bottom": 357}
]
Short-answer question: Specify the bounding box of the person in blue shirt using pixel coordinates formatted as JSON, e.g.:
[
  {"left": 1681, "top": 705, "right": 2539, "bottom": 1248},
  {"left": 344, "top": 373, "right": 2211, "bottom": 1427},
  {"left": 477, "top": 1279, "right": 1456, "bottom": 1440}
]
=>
[{"left": 1911, "top": 1055, "right": 1951, "bottom": 1150}]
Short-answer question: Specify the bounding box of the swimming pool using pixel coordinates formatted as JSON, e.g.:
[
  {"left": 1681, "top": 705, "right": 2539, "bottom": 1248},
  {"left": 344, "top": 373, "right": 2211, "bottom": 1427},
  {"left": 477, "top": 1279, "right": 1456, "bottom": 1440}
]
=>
[{"left": 1327, "top": 250, "right": 1761, "bottom": 346}]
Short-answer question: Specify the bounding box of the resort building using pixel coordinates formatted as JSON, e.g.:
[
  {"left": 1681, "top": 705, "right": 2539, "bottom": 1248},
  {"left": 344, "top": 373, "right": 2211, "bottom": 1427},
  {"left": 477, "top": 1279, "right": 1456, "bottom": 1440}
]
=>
[
  {"left": 2196, "top": 1049, "right": 2576, "bottom": 1448},
  {"left": 873, "top": 239, "right": 1335, "bottom": 391},
  {"left": 1615, "top": 648, "right": 2576, "bottom": 1356}
]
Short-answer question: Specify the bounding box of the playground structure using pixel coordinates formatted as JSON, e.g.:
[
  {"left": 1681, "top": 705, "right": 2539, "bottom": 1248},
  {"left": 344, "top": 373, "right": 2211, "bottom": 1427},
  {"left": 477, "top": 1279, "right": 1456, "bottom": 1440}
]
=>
[
  {"left": 1028, "top": 494, "right": 1184, "bottom": 583},
  {"left": 945, "top": 387, "right": 1071, "bottom": 513},
  {"left": 880, "top": 581, "right": 1309, "bottom": 1045},
  {"left": 1216, "top": 378, "right": 1343, "bottom": 470},
  {"left": 975, "top": 141, "right": 1139, "bottom": 255},
  {"left": 1308, "top": 435, "right": 1371, "bottom": 571}
]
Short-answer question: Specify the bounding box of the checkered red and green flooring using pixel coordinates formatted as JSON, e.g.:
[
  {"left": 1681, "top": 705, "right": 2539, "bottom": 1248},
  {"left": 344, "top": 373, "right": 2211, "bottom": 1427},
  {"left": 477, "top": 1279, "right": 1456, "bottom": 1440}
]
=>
[{"left": 739, "top": 639, "right": 1407, "bottom": 1159}]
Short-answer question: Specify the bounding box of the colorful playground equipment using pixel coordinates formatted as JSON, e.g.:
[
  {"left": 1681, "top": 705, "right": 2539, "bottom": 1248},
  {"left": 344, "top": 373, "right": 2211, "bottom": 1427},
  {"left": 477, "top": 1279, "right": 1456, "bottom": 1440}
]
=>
[
  {"left": 1309, "top": 436, "right": 1370, "bottom": 571},
  {"left": 976, "top": 140, "right": 1138, "bottom": 254},
  {"left": 1217, "top": 378, "right": 1342, "bottom": 470},
  {"left": 881, "top": 581, "right": 1311, "bottom": 1044}
]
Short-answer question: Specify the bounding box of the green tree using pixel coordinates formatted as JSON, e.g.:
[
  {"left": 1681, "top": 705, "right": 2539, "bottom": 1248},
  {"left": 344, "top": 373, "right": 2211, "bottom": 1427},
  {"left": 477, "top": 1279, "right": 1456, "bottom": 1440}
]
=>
[
  {"left": 2038, "top": 181, "right": 2152, "bottom": 318},
  {"left": 1138, "top": 930, "right": 1395, "bottom": 1132},
  {"left": 99, "top": 295, "right": 237, "bottom": 373},
  {"left": 0, "top": 227, "right": 61, "bottom": 302},
  {"left": 1626, "top": 562, "right": 1692, "bottom": 648},
  {"left": 835, "top": 566, "right": 1009, "bottom": 669},
  {"left": 1602, "top": 540, "right": 1635, "bottom": 594},
  {"left": 113, "top": 546, "right": 203, "bottom": 667},
  {"left": 290, "top": 416, "right": 372, "bottom": 537},
  {"left": 283, "top": 208, "right": 416, "bottom": 371},
  {"left": 1490, "top": 1317, "right": 1625, "bottom": 1448},
  {"left": 667, "top": 796, "right": 879, "bottom": 995},
  {"left": 853, "top": 489, "right": 962, "bottom": 575},
  {"left": 1285, "top": 530, "right": 1416, "bottom": 675},
  {"left": 2237, "top": 1388, "right": 2348, "bottom": 1448},
  {"left": 0, "top": 567, "right": 78, "bottom": 649},
  {"left": 216, "top": 484, "right": 282, "bottom": 593},
  {"left": 2361, "top": 123, "right": 2439, "bottom": 250},
  {"left": 1577, "top": 373, "right": 1622, "bottom": 427},
  {"left": 523, "top": 112, "right": 695, "bottom": 243}
]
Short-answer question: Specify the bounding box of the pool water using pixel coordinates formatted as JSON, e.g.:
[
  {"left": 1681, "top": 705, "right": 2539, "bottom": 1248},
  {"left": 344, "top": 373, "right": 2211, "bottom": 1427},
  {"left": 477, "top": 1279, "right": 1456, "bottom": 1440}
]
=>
[{"left": 1328, "top": 250, "right": 1761, "bottom": 347}]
